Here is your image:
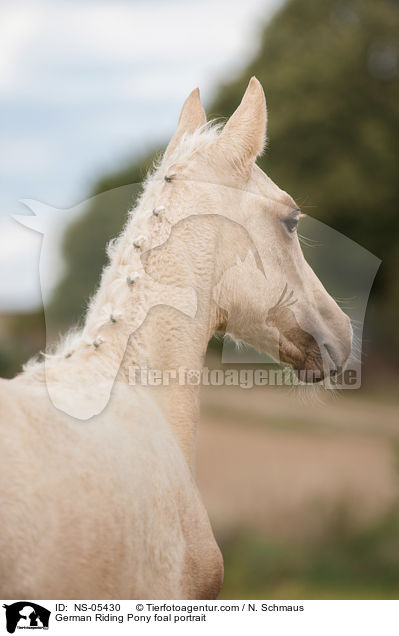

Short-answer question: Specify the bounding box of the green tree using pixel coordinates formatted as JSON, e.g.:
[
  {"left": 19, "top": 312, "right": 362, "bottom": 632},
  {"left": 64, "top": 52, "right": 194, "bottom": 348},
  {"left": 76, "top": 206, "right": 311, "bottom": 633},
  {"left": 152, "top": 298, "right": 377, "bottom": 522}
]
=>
[{"left": 50, "top": 0, "right": 399, "bottom": 355}]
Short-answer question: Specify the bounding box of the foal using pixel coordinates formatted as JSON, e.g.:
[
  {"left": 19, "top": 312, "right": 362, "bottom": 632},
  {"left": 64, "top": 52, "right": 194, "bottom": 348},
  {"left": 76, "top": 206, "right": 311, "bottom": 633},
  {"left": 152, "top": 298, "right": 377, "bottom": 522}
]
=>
[{"left": 0, "top": 77, "right": 352, "bottom": 598}]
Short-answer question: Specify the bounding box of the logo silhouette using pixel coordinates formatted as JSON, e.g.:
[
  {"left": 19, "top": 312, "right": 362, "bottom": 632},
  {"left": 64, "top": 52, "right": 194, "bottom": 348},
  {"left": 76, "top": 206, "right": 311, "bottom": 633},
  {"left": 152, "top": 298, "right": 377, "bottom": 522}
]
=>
[{"left": 2, "top": 603, "right": 50, "bottom": 633}]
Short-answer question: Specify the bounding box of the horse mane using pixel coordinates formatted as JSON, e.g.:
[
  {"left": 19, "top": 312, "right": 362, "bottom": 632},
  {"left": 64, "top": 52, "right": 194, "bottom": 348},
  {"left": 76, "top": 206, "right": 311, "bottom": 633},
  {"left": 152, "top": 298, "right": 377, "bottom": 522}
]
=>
[{"left": 21, "top": 120, "right": 224, "bottom": 377}]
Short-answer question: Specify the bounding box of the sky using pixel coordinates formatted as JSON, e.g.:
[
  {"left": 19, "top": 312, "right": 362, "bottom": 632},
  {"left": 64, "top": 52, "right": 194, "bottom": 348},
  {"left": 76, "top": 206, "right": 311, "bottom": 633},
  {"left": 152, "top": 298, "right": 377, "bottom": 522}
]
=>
[{"left": 0, "top": 0, "right": 283, "bottom": 311}]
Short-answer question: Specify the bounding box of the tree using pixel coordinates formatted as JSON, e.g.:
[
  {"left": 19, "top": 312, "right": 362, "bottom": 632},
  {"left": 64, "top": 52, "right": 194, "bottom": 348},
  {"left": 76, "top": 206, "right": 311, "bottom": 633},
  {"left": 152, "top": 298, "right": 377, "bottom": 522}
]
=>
[{"left": 49, "top": 0, "right": 399, "bottom": 357}]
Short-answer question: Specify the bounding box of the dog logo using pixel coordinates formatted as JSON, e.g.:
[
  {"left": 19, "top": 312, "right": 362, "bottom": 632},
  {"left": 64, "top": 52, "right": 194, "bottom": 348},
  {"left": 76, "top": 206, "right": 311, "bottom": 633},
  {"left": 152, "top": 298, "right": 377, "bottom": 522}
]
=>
[{"left": 2, "top": 603, "right": 50, "bottom": 633}]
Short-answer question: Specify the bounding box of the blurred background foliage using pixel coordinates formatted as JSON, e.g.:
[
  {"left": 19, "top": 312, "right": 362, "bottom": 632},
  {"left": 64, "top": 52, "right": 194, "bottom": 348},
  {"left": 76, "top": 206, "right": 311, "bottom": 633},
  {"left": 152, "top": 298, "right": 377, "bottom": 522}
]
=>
[
  {"left": 44, "top": 0, "right": 399, "bottom": 364},
  {"left": 2, "top": 0, "right": 399, "bottom": 599},
  {"left": 2, "top": 0, "right": 399, "bottom": 374}
]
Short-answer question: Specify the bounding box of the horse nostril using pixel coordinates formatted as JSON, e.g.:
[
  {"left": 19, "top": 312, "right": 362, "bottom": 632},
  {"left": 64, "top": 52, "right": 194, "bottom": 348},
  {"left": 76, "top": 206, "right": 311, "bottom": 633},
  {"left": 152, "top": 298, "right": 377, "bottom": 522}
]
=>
[
  {"left": 324, "top": 343, "right": 339, "bottom": 370},
  {"left": 324, "top": 343, "right": 335, "bottom": 361},
  {"left": 324, "top": 344, "right": 344, "bottom": 377}
]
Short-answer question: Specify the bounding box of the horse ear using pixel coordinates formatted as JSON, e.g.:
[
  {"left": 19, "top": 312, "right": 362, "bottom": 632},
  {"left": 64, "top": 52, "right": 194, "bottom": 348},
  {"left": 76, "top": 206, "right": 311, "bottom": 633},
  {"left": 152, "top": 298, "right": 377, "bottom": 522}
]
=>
[
  {"left": 218, "top": 76, "right": 267, "bottom": 170},
  {"left": 165, "top": 88, "right": 206, "bottom": 157}
]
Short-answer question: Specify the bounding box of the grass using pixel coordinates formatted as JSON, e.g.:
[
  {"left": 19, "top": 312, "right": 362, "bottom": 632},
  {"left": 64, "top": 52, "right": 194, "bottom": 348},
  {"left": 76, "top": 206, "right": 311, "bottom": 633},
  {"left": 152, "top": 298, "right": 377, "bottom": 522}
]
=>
[{"left": 218, "top": 508, "right": 399, "bottom": 599}]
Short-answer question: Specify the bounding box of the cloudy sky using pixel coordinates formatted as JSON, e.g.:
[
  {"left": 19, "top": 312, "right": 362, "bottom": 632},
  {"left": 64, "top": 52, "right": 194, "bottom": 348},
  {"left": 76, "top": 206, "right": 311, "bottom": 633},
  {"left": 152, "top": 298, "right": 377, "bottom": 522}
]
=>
[{"left": 0, "top": 0, "right": 282, "bottom": 311}]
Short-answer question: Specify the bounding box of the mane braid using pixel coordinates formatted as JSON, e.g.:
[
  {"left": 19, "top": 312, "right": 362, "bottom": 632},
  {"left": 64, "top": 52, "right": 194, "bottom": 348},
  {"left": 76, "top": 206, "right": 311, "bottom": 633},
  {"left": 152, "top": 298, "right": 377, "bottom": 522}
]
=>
[{"left": 22, "top": 122, "right": 223, "bottom": 377}]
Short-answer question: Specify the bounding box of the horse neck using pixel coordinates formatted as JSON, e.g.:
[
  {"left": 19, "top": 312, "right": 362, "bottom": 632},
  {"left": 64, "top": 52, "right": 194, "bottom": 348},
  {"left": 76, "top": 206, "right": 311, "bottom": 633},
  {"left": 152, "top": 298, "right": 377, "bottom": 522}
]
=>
[
  {"left": 120, "top": 216, "right": 222, "bottom": 468},
  {"left": 83, "top": 194, "right": 222, "bottom": 468}
]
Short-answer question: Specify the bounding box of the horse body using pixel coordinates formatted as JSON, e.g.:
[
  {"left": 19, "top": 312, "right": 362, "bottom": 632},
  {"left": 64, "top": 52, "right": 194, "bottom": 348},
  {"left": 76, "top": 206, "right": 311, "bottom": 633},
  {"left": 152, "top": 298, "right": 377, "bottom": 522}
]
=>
[
  {"left": 0, "top": 379, "right": 222, "bottom": 599},
  {"left": 0, "top": 78, "right": 352, "bottom": 598}
]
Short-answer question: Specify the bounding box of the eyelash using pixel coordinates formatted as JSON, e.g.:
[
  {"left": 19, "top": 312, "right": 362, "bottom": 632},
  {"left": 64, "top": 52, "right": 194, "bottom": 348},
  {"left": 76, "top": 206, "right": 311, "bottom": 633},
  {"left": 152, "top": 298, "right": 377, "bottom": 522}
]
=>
[{"left": 283, "top": 217, "right": 299, "bottom": 233}]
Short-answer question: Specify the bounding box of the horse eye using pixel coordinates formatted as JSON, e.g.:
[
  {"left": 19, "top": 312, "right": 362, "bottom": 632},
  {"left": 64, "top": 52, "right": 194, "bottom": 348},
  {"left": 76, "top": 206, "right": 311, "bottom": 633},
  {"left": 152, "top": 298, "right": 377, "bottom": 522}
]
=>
[{"left": 283, "top": 217, "right": 299, "bottom": 233}]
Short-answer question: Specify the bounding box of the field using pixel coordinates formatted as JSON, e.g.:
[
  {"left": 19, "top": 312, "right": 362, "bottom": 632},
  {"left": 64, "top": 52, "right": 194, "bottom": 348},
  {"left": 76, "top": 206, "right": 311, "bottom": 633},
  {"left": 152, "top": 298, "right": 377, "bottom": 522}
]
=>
[{"left": 196, "top": 382, "right": 399, "bottom": 598}]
